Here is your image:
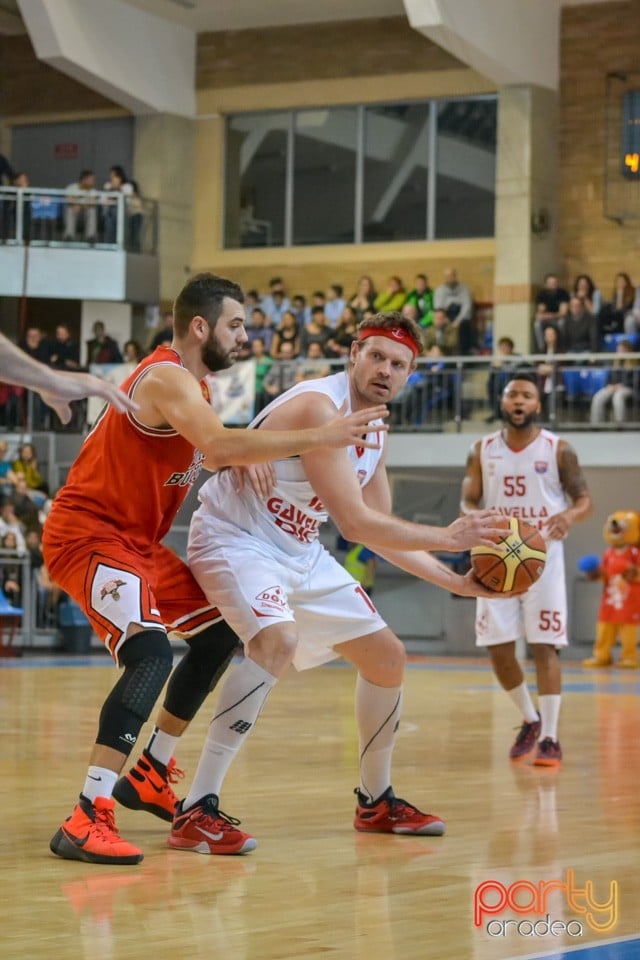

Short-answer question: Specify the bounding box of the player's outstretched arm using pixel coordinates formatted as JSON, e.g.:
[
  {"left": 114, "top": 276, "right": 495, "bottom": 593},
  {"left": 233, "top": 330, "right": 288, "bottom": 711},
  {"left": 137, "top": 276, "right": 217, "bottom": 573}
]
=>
[
  {"left": 0, "top": 332, "right": 138, "bottom": 423},
  {"left": 374, "top": 546, "right": 517, "bottom": 599}
]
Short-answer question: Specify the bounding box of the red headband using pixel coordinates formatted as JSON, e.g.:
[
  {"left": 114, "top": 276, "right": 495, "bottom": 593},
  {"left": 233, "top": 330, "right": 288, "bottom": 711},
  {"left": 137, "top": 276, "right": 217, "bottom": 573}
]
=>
[{"left": 357, "top": 325, "right": 420, "bottom": 358}]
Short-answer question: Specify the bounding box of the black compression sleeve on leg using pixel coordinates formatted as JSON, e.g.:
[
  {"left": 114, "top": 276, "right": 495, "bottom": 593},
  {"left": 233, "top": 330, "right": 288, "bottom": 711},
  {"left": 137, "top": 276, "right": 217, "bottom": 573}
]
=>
[
  {"left": 96, "top": 629, "right": 173, "bottom": 754},
  {"left": 162, "top": 620, "right": 240, "bottom": 723}
]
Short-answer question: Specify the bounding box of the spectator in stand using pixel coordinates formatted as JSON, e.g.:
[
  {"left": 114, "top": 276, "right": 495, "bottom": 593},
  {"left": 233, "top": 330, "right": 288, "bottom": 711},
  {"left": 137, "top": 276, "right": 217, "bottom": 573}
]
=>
[
  {"left": 572, "top": 274, "right": 602, "bottom": 317},
  {"left": 49, "top": 323, "right": 81, "bottom": 371},
  {"left": 20, "top": 326, "right": 52, "bottom": 428},
  {"left": 374, "top": 275, "right": 406, "bottom": 313},
  {"left": 422, "top": 308, "right": 460, "bottom": 356},
  {"left": 246, "top": 307, "right": 274, "bottom": 355},
  {"left": 348, "top": 275, "right": 377, "bottom": 321},
  {"left": 597, "top": 272, "right": 635, "bottom": 339},
  {"left": 243, "top": 289, "right": 261, "bottom": 325},
  {"left": 11, "top": 475, "right": 41, "bottom": 533},
  {"left": 406, "top": 273, "right": 434, "bottom": 328},
  {"left": 103, "top": 165, "right": 138, "bottom": 245},
  {"left": 533, "top": 273, "right": 570, "bottom": 349},
  {"left": 123, "top": 340, "right": 144, "bottom": 364},
  {"left": 271, "top": 310, "right": 300, "bottom": 359},
  {"left": 86, "top": 320, "right": 123, "bottom": 365},
  {"left": 261, "top": 277, "right": 291, "bottom": 327},
  {"left": 299, "top": 306, "right": 331, "bottom": 357},
  {"left": 296, "top": 341, "right": 331, "bottom": 383},
  {"left": 0, "top": 441, "right": 18, "bottom": 499},
  {"left": 148, "top": 311, "right": 174, "bottom": 351},
  {"left": 251, "top": 337, "right": 273, "bottom": 414},
  {"left": 485, "top": 336, "right": 521, "bottom": 423},
  {"left": 13, "top": 442, "right": 49, "bottom": 498},
  {"left": 1, "top": 531, "right": 23, "bottom": 608},
  {"left": 559, "top": 296, "right": 598, "bottom": 354},
  {"left": 327, "top": 306, "right": 358, "bottom": 359},
  {"left": 0, "top": 501, "right": 26, "bottom": 555},
  {"left": 291, "top": 294, "right": 311, "bottom": 328},
  {"left": 64, "top": 170, "right": 98, "bottom": 243},
  {"left": 590, "top": 338, "right": 638, "bottom": 425},
  {"left": 401, "top": 303, "right": 421, "bottom": 326},
  {"left": 536, "top": 324, "right": 565, "bottom": 419},
  {"left": 324, "top": 284, "right": 346, "bottom": 328},
  {"left": 434, "top": 268, "right": 474, "bottom": 355},
  {"left": 262, "top": 340, "right": 300, "bottom": 399}
]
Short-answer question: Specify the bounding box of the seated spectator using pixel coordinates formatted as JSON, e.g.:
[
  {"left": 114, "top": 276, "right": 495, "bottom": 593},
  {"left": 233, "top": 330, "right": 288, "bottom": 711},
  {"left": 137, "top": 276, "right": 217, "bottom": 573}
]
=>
[
  {"left": 422, "top": 308, "right": 460, "bottom": 356},
  {"left": 295, "top": 342, "right": 331, "bottom": 383},
  {"left": 246, "top": 307, "right": 274, "bottom": 355},
  {"left": 401, "top": 303, "right": 421, "bottom": 326},
  {"left": 485, "top": 336, "right": 521, "bottom": 423},
  {"left": 251, "top": 337, "right": 273, "bottom": 414},
  {"left": 597, "top": 272, "right": 635, "bottom": 339},
  {"left": 326, "top": 306, "right": 358, "bottom": 358},
  {"left": 590, "top": 338, "right": 638, "bottom": 425},
  {"left": 559, "top": 296, "right": 598, "bottom": 354},
  {"left": 536, "top": 325, "right": 565, "bottom": 418},
  {"left": 243, "top": 289, "right": 261, "bottom": 325},
  {"left": 261, "top": 277, "right": 291, "bottom": 327},
  {"left": 12, "top": 442, "right": 49, "bottom": 498},
  {"left": 0, "top": 501, "right": 26, "bottom": 555},
  {"left": 147, "top": 311, "right": 174, "bottom": 351},
  {"left": 405, "top": 273, "right": 434, "bottom": 327},
  {"left": 291, "top": 294, "right": 311, "bottom": 328},
  {"left": 11, "top": 475, "right": 41, "bottom": 533},
  {"left": 0, "top": 382, "right": 24, "bottom": 431},
  {"left": 299, "top": 306, "right": 331, "bottom": 356},
  {"left": 348, "top": 275, "right": 377, "bottom": 321},
  {"left": 573, "top": 274, "right": 602, "bottom": 317},
  {"left": 434, "top": 267, "right": 475, "bottom": 355},
  {"left": 271, "top": 310, "right": 300, "bottom": 359},
  {"left": 102, "top": 165, "right": 141, "bottom": 247},
  {"left": 64, "top": 169, "right": 98, "bottom": 242},
  {"left": 262, "top": 340, "right": 299, "bottom": 399},
  {"left": 1, "top": 531, "right": 23, "bottom": 608},
  {"left": 324, "top": 284, "right": 346, "bottom": 328},
  {"left": 0, "top": 440, "right": 18, "bottom": 499},
  {"left": 49, "top": 323, "right": 81, "bottom": 371},
  {"left": 374, "top": 275, "right": 406, "bottom": 312},
  {"left": 85, "top": 320, "right": 123, "bottom": 365},
  {"left": 533, "top": 273, "right": 570, "bottom": 349}
]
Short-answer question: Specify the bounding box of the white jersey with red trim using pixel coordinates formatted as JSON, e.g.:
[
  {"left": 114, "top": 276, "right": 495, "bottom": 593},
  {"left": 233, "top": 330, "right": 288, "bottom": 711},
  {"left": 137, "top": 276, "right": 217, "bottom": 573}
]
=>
[
  {"left": 197, "top": 371, "right": 386, "bottom": 557},
  {"left": 479, "top": 428, "right": 568, "bottom": 557}
]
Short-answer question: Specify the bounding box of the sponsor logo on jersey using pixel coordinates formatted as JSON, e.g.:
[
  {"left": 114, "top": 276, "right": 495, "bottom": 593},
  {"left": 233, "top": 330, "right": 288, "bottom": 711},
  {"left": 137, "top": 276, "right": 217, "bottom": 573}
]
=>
[
  {"left": 496, "top": 505, "right": 549, "bottom": 530},
  {"left": 308, "top": 495, "right": 324, "bottom": 512},
  {"left": 100, "top": 578, "right": 126, "bottom": 601},
  {"left": 254, "top": 586, "right": 287, "bottom": 611},
  {"left": 165, "top": 449, "right": 205, "bottom": 488},
  {"left": 535, "top": 460, "right": 549, "bottom": 474},
  {"left": 267, "top": 496, "right": 321, "bottom": 543}
]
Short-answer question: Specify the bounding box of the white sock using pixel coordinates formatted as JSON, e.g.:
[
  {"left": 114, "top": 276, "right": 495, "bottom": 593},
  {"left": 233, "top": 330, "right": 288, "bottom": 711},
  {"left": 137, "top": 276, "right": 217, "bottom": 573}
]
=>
[
  {"left": 507, "top": 681, "right": 539, "bottom": 724},
  {"left": 538, "top": 694, "right": 561, "bottom": 741},
  {"left": 356, "top": 675, "right": 403, "bottom": 803},
  {"left": 82, "top": 765, "right": 118, "bottom": 803},
  {"left": 146, "top": 727, "right": 180, "bottom": 767},
  {"left": 184, "top": 657, "right": 277, "bottom": 809}
]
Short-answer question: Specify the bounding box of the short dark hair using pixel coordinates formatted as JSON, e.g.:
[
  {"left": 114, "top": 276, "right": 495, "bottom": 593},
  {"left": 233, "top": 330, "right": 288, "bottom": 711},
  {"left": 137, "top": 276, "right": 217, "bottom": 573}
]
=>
[
  {"left": 330, "top": 284, "right": 343, "bottom": 297},
  {"left": 311, "top": 305, "right": 326, "bottom": 318},
  {"left": 505, "top": 369, "right": 541, "bottom": 395},
  {"left": 173, "top": 273, "right": 244, "bottom": 337}
]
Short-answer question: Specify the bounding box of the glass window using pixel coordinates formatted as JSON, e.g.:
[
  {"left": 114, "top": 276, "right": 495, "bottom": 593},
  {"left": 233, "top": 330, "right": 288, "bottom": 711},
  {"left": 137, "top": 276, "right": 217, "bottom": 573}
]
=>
[
  {"left": 293, "top": 107, "right": 357, "bottom": 245},
  {"left": 435, "top": 97, "right": 497, "bottom": 239},
  {"left": 224, "top": 112, "right": 288, "bottom": 248},
  {"left": 362, "top": 102, "right": 430, "bottom": 243}
]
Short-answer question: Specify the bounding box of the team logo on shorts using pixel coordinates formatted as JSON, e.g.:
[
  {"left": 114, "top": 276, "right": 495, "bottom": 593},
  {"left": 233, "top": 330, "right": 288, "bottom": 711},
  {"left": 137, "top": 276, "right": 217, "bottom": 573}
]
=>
[
  {"left": 254, "top": 586, "right": 287, "bottom": 613},
  {"left": 100, "top": 578, "right": 126, "bottom": 601},
  {"left": 534, "top": 460, "right": 549, "bottom": 474},
  {"left": 476, "top": 611, "right": 489, "bottom": 635}
]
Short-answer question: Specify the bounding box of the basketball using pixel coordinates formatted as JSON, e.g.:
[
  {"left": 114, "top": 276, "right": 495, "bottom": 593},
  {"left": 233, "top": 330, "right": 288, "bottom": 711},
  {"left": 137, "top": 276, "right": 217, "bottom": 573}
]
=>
[{"left": 470, "top": 517, "right": 547, "bottom": 593}]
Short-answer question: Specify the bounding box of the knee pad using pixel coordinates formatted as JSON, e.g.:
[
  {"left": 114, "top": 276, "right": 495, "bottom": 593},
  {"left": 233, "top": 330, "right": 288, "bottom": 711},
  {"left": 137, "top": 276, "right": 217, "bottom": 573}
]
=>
[
  {"left": 96, "top": 629, "right": 173, "bottom": 754},
  {"left": 163, "top": 620, "right": 240, "bottom": 722}
]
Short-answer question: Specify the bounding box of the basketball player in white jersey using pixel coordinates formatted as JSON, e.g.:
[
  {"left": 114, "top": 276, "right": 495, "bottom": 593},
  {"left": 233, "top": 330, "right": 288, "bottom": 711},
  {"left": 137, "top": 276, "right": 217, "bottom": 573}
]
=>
[
  {"left": 461, "top": 372, "right": 593, "bottom": 767},
  {"left": 156, "top": 312, "right": 510, "bottom": 854}
]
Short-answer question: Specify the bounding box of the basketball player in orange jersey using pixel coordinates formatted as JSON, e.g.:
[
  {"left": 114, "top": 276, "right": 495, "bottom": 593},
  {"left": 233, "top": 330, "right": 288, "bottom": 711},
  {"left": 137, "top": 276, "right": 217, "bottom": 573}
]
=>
[
  {"left": 0, "top": 330, "right": 138, "bottom": 422},
  {"left": 43, "top": 272, "right": 392, "bottom": 866},
  {"left": 118, "top": 311, "right": 511, "bottom": 856},
  {"left": 461, "top": 372, "right": 593, "bottom": 767}
]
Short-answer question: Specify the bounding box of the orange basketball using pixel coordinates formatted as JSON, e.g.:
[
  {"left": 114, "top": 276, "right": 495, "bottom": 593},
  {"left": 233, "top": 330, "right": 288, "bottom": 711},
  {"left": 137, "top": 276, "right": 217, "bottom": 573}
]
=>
[{"left": 470, "top": 517, "right": 547, "bottom": 593}]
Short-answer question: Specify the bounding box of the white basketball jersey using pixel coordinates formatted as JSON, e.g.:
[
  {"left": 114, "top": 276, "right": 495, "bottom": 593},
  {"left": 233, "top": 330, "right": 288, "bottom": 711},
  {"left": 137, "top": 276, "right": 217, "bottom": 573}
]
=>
[
  {"left": 479, "top": 428, "right": 568, "bottom": 554},
  {"left": 197, "top": 371, "right": 386, "bottom": 556}
]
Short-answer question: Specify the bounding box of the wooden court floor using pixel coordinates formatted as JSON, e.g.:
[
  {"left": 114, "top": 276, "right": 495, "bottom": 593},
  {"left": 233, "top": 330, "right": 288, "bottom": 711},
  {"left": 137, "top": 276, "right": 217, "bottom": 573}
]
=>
[{"left": 0, "top": 654, "right": 639, "bottom": 960}]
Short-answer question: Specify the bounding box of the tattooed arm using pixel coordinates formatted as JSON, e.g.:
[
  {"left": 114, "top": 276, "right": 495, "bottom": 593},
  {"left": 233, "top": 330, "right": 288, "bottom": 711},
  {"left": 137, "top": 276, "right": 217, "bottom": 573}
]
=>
[{"left": 546, "top": 440, "right": 594, "bottom": 540}]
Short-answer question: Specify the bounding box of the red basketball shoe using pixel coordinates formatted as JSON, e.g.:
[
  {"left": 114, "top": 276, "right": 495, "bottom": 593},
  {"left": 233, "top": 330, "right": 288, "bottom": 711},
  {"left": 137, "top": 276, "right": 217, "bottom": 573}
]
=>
[
  {"left": 50, "top": 795, "right": 143, "bottom": 865},
  {"left": 168, "top": 794, "right": 256, "bottom": 855},
  {"left": 354, "top": 787, "right": 445, "bottom": 836}
]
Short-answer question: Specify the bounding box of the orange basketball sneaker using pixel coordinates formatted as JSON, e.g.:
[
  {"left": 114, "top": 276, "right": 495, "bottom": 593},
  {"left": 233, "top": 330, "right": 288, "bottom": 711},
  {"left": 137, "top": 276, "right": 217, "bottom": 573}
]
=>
[
  {"left": 353, "top": 787, "right": 446, "bottom": 836},
  {"left": 50, "top": 795, "right": 144, "bottom": 865},
  {"left": 113, "top": 750, "right": 184, "bottom": 822},
  {"left": 533, "top": 737, "right": 563, "bottom": 767},
  {"left": 168, "top": 794, "right": 257, "bottom": 855}
]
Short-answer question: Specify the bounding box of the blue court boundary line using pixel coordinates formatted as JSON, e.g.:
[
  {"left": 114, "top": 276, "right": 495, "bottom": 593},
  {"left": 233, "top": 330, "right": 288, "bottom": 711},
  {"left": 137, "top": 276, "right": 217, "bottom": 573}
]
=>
[{"left": 505, "top": 933, "right": 640, "bottom": 960}]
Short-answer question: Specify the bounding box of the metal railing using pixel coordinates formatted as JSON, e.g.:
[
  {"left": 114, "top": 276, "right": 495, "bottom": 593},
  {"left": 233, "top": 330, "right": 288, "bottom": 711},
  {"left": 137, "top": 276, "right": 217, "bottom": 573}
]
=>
[{"left": 0, "top": 186, "right": 157, "bottom": 254}]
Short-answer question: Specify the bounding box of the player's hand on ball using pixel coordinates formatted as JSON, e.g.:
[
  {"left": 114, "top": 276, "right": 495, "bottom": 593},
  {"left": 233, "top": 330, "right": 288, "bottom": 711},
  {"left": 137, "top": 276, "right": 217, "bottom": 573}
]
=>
[
  {"left": 470, "top": 518, "right": 546, "bottom": 593},
  {"left": 446, "top": 510, "right": 509, "bottom": 551}
]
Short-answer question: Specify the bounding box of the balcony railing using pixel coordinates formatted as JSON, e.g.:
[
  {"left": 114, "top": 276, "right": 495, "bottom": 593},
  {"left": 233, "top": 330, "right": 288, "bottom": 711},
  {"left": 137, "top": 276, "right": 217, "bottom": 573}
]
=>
[{"left": 0, "top": 186, "right": 157, "bottom": 254}]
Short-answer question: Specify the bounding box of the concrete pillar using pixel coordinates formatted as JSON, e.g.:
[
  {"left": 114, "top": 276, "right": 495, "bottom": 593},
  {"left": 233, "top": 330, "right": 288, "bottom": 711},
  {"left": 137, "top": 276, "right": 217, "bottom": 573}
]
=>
[
  {"left": 493, "top": 85, "right": 559, "bottom": 353},
  {"left": 133, "top": 113, "right": 196, "bottom": 303}
]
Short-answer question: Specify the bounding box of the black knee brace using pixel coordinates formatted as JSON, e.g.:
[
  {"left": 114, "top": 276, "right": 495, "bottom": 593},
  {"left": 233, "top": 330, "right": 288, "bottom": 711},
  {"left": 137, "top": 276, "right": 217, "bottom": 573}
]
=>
[
  {"left": 162, "top": 620, "right": 240, "bottom": 723},
  {"left": 96, "top": 629, "right": 174, "bottom": 754}
]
